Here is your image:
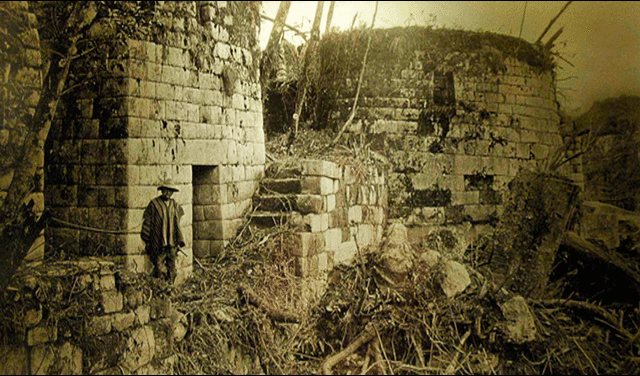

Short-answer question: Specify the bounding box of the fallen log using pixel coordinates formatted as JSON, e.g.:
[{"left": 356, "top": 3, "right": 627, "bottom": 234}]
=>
[
  {"left": 322, "top": 324, "right": 378, "bottom": 375},
  {"left": 561, "top": 231, "right": 640, "bottom": 296}
]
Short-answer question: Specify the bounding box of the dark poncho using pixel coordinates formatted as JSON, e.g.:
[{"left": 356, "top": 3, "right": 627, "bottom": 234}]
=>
[{"left": 141, "top": 196, "right": 185, "bottom": 255}]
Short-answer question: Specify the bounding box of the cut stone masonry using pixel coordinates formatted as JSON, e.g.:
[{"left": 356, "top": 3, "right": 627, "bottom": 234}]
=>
[
  {"left": 252, "top": 159, "right": 387, "bottom": 277},
  {"left": 44, "top": 1, "right": 264, "bottom": 283}
]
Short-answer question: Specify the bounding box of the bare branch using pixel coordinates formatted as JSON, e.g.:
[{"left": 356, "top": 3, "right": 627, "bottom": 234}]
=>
[
  {"left": 536, "top": 1, "right": 572, "bottom": 44},
  {"left": 331, "top": 1, "right": 379, "bottom": 146}
]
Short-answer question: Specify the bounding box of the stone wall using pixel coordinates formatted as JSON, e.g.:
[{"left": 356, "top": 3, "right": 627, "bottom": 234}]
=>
[
  {"left": 253, "top": 158, "right": 387, "bottom": 306},
  {"left": 0, "top": 259, "right": 187, "bottom": 375},
  {"left": 293, "top": 160, "right": 387, "bottom": 276},
  {"left": 45, "top": 1, "right": 264, "bottom": 281},
  {"left": 572, "top": 96, "right": 640, "bottom": 211},
  {"left": 0, "top": 2, "right": 45, "bottom": 261},
  {"left": 317, "top": 27, "right": 576, "bottom": 246},
  {"left": 254, "top": 159, "right": 387, "bottom": 277}
]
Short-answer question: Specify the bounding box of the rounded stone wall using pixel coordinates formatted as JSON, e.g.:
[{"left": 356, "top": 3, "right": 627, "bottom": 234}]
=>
[
  {"left": 317, "top": 26, "right": 570, "bottom": 243},
  {"left": 45, "top": 1, "right": 264, "bottom": 280}
]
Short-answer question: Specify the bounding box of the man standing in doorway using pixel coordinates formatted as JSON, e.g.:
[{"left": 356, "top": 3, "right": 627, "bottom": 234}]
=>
[{"left": 141, "top": 179, "right": 186, "bottom": 283}]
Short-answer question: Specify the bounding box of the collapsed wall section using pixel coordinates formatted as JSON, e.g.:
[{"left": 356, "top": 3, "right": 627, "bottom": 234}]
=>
[
  {"left": 317, "top": 26, "right": 574, "bottom": 245},
  {"left": 293, "top": 160, "right": 387, "bottom": 276},
  {"left": 45, "top": 1, "right": 264, "bottom": 281},
  {"left": 0, "top": 259, "right": 186, "bottom": 374}
]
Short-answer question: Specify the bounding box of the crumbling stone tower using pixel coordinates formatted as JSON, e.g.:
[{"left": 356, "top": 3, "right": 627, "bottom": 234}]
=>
[
  {"left": 318, "top": 26, "right": 577, "bottom": 250},
  {"left": 45, "top": 1, "right": 264, "bottom": 281}
]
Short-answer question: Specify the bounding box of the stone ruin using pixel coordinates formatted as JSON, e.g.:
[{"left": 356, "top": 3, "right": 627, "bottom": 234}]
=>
[
  {"left": 0, "top": 3, "right": 599, "bottom": 374},
  {"left": 2, "top": 2, "right": 266, "bottom": 374},
  {"left": 315, "top": 26, "right": 583, "bottom": 257},
  {"left": 7, "top": 5, "right": 589, "bottom": 284},
  {"left": 44, "top": 1, "right": 264, "bottom": 283}
]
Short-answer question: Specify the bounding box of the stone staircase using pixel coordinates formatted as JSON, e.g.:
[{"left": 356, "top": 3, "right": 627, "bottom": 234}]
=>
[
  {"left": 249, "top": 158, "right": 387, "bottom": 281},
  {"left": 250, "top": 161, "right": 306, "bottom": 229}
]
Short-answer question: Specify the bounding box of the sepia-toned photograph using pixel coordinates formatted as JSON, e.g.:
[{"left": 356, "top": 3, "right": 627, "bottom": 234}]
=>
[{"left": 0, "top": 1, "right": 639, "bottom": 374}]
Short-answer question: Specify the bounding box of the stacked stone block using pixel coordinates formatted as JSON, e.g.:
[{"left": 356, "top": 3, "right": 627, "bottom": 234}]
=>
[
  {"left": 320, "top": 28, "right": 581, "bottom": 245},
  {"left": 0, "top": 2, "right": 44, "bottom": 261},
  {"left": 0, "top": 259, "right": 180, "bottom": 375},
  {"left": 192, "top": 164, "right": 259, "bottom": 258},
  {"left": 253, "top": 159, "right": 387, "bottom": 277},
  {"left": 45, "top": 1, "right": 264, "bottom": 280}
]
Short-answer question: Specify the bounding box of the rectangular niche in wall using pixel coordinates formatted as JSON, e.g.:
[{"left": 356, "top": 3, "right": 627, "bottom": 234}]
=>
[
  {"left": 192, "top": 165, "right": 220, "bottom": 258},
  {"left": 433, "top": 71, "right": 455, "bottom": 106}
]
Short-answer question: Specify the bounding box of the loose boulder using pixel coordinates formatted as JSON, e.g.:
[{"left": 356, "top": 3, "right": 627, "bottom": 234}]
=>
[
  {"left": 440, "top": 260, "right": 471, "bottom": 298},
  {"left": 499, "top": 295, "right": 537, "bottom": 344}
]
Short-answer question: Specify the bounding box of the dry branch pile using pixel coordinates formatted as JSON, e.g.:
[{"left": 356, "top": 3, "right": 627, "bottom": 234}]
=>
[
  {"left": 170, "top": 219, "right": 640, "bottom": 374},
  {"left": 166, "top": 131, "right": 640, "bottom": 374}
]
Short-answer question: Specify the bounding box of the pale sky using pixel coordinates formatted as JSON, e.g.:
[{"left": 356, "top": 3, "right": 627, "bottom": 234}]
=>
[{"left": 258, "top": 1, "right": 640, "bottom": 116}]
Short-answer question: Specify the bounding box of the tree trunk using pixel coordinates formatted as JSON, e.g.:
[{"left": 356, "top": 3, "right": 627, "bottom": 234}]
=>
[
  {"left": 262, "top": 1, "right": 291, "bottom": 84},
  {"left": 561, "top": 231, "right": 640, "bottom": 296},
  {"left": 324, "top": 1, "right": 335, "bottom": 35},
  {"left": 331, "top": 1, "right": 379, "bottom": 146},
  {"left": 0, "top": 2, "right": 98, "bottom": 292},
  {"left": 0, "top": 2, "right": 97, "bottom": 226},
  {"left": 290, "top": 0, "right": 324, "bottom": 139}
]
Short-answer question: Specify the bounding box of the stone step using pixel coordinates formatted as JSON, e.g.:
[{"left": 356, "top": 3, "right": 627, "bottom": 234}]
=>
[
  {"left": 252, "top": 193, "right": 324, "bottom": 214},
  {"left": 259, "top": 178, "right": 302, "bottom": 195},
  {"left": 265, "top": 163, "right": 302, "bottom": 179},
  {"left": 249, "top": 211, "right": 298, "bottom": 228},
  {"left": 253, "top": 194, "right": 298, "bottom": 212}
]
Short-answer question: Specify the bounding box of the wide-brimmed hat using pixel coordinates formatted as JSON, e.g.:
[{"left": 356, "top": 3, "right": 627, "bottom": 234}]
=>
[{"left": 158, "top": 179, "right": 179, "bottom": 192}]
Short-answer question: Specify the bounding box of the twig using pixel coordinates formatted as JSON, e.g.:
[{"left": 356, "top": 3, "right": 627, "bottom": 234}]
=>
[
  {"left": 50, "top": 216, "right": 139, "bottom": 234},
  {"left": 331, "top": 1, "right": 378, "bottom": 146},
  {"left": 572, "top": 337, "right": 599, "bottom": 374},
  {"left": 350, "top": 13, "right": 359, "bottom": 31},
  {"left": 518, "top": 1, "right": 528, "bottom": 38},
  {"left": 385, "top": 361, "right": 442, "bottom": 374},
  {"left": 290, "top": 1, "right": 324, "bottom": 139},
  {"left": 410, "top": 333, "right": 426, "bottom": 368},
  {"left": 238, "top": 284, "right": 300, "bottom": 323},
  {"left": 551, "top": 51, "right": 575, "bottom": 67},
  {"left": 544, "top": 26, "right": 564, "bottom": 49},
  {"left": 374, "top": 325, "right": 393, "bottom": 375},
  {"left": 360, "top": 342, "right": 372, "bottom": 375},
  {"left": 444, "top": 329, "right": 471, "bottom": 374},
  {"left": 533, "top": 298, "right": 636, "bottom": 341}
]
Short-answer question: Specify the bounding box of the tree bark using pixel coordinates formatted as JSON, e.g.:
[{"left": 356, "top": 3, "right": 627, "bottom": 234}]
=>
[
  {"left": 0, "top": 2, "right": 98, "bottom": 292},
  {"left": 290, "top": 0, "right": 324, "bottom": 139},
  {"left": 262, "top": 1, "right": 291, "bottom": 84}
]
